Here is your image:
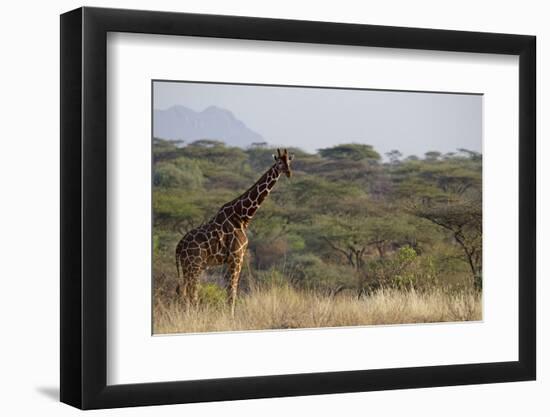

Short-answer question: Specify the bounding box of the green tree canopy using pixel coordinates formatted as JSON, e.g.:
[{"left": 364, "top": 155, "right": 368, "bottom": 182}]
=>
[{"left": 319, "top": 143, "right": 381, "bottom": 162}]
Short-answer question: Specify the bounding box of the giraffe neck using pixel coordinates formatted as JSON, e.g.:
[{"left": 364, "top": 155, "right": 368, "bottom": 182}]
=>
[{"left": 214, "top": 164, "right": 282, "bottom": 227}]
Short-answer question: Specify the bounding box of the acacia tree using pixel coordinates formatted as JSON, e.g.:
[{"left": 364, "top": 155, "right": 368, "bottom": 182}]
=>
[
  {"left": 319, "top": 143, "right": 381, "bottom": 162},
  {"left": 412, "top": 199, "right": 482, "bottom": 290},
  {"left": 395, "top": 153, "right": 483, "bottom": 289},
  {"left": 315, "top": 208, "right": 420, "bottom": 295},
  {"left": 311, "top": 212, "right": 371, "bottom": 271},
  {"left": 385, "top": 149, "right": 403, "bottom": 165},
  {"left": 424, "top": 151, "right": 442, "bottom": 161}
]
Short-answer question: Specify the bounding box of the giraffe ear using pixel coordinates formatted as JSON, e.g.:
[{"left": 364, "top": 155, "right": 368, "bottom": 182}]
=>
[
  {"left": 289, "top": 153, "right": 294, "bottom": 161},
  {"left": 272, "top": 154, "right": 278, "bottom": 161}
]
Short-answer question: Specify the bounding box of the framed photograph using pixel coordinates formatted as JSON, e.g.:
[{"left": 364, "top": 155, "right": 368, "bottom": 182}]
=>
[{"left": 60, "top": 6, "right": 536, "bottom": 409}]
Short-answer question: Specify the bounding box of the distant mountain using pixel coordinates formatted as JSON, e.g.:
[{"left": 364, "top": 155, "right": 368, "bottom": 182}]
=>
[{"left": 153, "top": 105, "right": 265, "bottom": 148}]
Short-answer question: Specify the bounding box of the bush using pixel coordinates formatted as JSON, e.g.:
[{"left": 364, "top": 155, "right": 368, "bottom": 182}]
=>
[
  {"left": 288, "top": 254, "right": 355, "bottom": 292},
  {"left": 365, "top": 246, "right": 439, "bottom": 292},
  {"left": 153, "top": 157, "right": 204, "bottom": 189},
  {"left": 254, "top": 269, "right": 289, "bottom": 288},
  {"left": 251, "top": 238, "right": 289, "bottom": 269},
  {"left": 199, "top": 283, "right": 227, "bottom": 308}
]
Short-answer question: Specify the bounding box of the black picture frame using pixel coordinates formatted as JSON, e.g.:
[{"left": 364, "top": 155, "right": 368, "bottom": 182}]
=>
[{"left": 60, "top": 6, "right": 536, "bottom": 410}]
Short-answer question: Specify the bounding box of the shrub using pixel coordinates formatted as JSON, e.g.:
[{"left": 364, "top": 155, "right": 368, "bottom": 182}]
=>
[
  {"left": 199, "top": 283, "right": 227, "bottom": 308},
  {"left": 254, "top": 269, "right": 289, "bottom": 288},
  {"left": 251, "top": 238, "right": 289, "bottom": 269},
  {"left": 153, "top": 157, "right": 204, "bottom": 189},
  {"left": 365, "top": 246, "right": 440, "bottom": 292},
  {"left": 288, "top": 254, "right": 356, "bottom": 292}
]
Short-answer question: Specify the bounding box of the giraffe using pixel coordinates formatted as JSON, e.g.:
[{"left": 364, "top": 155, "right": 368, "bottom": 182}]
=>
[{"left": 175, "top": 148, "right": 294, "bottom": 316}]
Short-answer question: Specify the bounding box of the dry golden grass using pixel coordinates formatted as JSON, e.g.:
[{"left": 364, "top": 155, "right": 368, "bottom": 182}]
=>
[{"left": 153, "top": 285, "right": 482, "bottom": 334}]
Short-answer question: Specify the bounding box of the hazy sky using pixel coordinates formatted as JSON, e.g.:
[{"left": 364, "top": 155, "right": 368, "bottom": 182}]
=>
[{"left": 153, "top": 81, "right": 482, "bottom": 157}]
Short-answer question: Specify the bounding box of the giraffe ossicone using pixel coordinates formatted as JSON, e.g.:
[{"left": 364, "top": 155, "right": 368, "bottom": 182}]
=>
[{"left": 175, "top": 148, "right": 294, "bottom": 316}]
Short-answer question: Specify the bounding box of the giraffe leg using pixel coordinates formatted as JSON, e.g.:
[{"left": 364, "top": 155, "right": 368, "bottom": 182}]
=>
[
  {"left": 179, "top": 277, "right": 192, "bottom": 310},
  {"left": 178, "top": 277, "right": 188, "bottom": 301},
  {"left": 225, "top": 255, "right": 244, "bottom": 317},
  {"left": 189, "top": 273, "right": 200, "bottom": 307},
  {"left": 179, "top": 268, "right": 201, "bottom": 309},
  {"left": 177, "top": 243, "right": 205, "bottom": 309}
]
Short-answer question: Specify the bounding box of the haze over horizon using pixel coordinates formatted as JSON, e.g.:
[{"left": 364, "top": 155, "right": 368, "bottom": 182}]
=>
[{"left": 153, "top": 81, "right": 482, "bottom": 158}]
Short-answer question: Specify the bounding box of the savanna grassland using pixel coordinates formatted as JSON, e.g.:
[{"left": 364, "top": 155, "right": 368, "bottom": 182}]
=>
[
  {"left": 154, "top": 284, "right": 481, "bottom": 334},
  {"left": 152, "top": 139, "right": 482, "bottom": 333}
]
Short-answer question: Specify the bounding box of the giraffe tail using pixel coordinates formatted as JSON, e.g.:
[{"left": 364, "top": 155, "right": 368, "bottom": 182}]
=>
[
  {"left": 175, "top": 239, "right": 183, "bottom": 279},
  {"left": 175, "top": 251, "right": 180, "bottom": 279}
]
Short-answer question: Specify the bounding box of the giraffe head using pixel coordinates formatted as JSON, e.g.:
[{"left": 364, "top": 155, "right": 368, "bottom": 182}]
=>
[{"left": 273, "top": 148, "right": 294, "bottom": 178}]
